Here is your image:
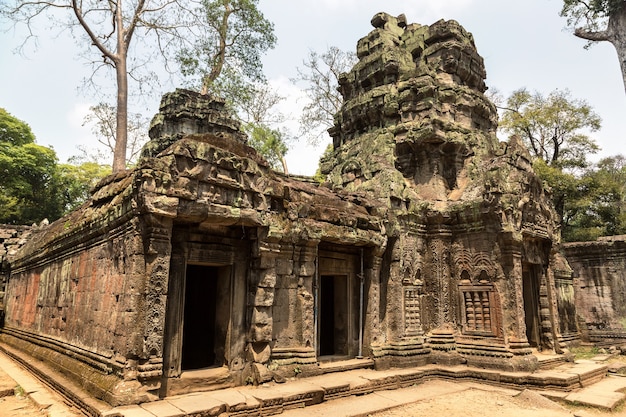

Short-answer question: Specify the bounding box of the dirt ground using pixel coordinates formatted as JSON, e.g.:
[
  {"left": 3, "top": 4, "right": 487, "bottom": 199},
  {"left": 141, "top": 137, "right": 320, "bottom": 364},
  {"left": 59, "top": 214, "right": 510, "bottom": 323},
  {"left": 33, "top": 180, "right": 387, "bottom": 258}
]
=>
[
  {"left": 369, "top": 387, "right": 622, "bottom": 417},
  {"left": 0, "top": 394, "right": 49, "bottom": 417},
  {"left": 0, "top": 384, "right": 623, "bottom": 417},
  {"left": 0, "top": 388, "right": 83, "bottom": 417}
]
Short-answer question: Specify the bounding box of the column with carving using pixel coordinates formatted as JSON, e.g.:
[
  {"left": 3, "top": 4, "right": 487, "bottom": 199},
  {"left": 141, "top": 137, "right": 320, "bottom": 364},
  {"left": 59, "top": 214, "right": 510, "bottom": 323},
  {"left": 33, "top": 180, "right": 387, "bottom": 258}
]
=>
[
  {"left": 427, "top": 227, "right": 458, "bottom": 357},
  {"left": 246, "top": 235, "right": 279, "bottom": 383},
  {"left": 137, "top": 214, "right": 173, "bottom": 388}
]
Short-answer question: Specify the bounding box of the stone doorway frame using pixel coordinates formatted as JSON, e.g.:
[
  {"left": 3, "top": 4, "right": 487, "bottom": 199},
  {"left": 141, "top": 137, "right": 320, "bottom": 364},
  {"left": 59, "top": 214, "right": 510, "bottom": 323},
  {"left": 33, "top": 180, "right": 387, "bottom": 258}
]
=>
[
  {"left": 522, "top": 263, "right": 543, "bottom": 349},
  {"left": 161, "top": 233, "right": 249, "bottom": 395},
  {"left": 316, "top": 245, "right": 363, "bottom": 360}
]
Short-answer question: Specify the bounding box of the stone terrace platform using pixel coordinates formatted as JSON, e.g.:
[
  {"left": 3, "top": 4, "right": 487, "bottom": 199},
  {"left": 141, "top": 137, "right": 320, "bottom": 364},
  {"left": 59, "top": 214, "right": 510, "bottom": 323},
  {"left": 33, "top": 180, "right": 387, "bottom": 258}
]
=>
[{"left": 2, "top": 342, "right": 626, "bottom": 417}]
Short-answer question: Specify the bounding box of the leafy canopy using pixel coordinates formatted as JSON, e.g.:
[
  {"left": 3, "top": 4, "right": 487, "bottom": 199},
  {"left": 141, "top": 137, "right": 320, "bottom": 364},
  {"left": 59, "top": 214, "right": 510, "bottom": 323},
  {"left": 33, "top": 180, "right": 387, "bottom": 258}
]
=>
[
  {"left": 0, "top": 109, "right": 109, "bottom": 224},
  {"left": 499, "top": 88, "right": 601, "bottom": 170},
  {"left": 0, "top": 108, "right": 36, "bottom": 146},
  {"left": 178, "top": 0, "right": 277, "bottom": 97},
  {"left": 561, "top": 0, "right": 625, "bottom": 32}
]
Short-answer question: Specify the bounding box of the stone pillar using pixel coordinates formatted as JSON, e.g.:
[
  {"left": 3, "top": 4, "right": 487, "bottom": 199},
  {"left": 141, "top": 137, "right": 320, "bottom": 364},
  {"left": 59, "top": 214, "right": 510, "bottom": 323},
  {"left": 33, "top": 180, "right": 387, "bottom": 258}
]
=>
[
  {"left": 427, "top": 228, "right": 459, "bottom": 362},
  {"left": 364, "top": 249, "right": 383, "bottom": 355},
  {"left": 136, "top": 214, "right": 173, "bottom": 393},
  {"left": 296, "top": 243, "right": 317, "bottom": 352}
]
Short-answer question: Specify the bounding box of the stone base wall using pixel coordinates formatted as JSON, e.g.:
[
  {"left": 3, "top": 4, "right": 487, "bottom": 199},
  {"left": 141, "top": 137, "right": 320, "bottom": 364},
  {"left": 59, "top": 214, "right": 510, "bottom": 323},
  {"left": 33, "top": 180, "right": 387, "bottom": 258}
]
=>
[
  {"left": 563, "top": 236, "right": 626, "bottom": 345},
  {"left": 5, "top": 223, "right": 144, "bottom": 363},
  {"left": 0, "top": 225, "right": 32, "bottom": 322}
]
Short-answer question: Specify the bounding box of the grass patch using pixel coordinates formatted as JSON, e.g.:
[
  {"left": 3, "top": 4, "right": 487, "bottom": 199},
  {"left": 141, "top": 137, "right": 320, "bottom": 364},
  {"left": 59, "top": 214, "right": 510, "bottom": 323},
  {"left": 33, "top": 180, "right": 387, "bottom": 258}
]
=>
[{"left": 569, "top": 346, "right": 601, "bottom": 360}]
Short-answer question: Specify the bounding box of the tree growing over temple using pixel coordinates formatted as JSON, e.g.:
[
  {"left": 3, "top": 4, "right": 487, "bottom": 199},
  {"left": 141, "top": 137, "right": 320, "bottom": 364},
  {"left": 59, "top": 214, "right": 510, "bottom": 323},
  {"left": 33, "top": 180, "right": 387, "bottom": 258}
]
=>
[
  {"left": 177, "top": 0, "right": 276, "bottom": 99},
  {"left": 561, "top": 0, "right": 626, "bottom": 92},
  {"left": 0, "top": 0, "right": 275, "bottom": 173}
]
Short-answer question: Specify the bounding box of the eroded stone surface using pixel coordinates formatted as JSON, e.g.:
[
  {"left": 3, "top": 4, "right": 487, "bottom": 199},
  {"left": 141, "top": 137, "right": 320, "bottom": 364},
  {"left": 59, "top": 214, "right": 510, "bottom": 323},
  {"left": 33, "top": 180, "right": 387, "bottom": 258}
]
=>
[
  {"left": 563, "top": 236, "right": 626, "bottom": 345},
  {"left": 1, "top": 13, "right": 578, "bottom": 407}
]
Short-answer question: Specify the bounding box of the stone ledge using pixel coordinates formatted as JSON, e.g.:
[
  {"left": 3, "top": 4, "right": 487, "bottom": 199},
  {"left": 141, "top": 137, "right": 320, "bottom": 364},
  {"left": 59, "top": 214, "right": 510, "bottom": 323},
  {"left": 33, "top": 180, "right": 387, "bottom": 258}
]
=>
[{"left": 0, "top": 339, "right": 618, "bottom": 417}]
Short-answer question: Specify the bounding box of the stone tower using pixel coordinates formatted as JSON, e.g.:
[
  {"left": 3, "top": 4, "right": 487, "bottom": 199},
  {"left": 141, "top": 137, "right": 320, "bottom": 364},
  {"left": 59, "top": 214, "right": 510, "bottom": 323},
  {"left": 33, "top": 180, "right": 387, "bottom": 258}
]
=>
[{"left": 322, "top": 13, "right": 574, "bottom": 370}]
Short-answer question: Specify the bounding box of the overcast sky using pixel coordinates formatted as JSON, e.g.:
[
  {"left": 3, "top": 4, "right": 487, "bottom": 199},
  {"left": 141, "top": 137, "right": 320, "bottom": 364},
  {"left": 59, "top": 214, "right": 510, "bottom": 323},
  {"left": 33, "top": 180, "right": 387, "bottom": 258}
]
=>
[{"left": 1, "top": 0, "right": 624, "bottom": 175}]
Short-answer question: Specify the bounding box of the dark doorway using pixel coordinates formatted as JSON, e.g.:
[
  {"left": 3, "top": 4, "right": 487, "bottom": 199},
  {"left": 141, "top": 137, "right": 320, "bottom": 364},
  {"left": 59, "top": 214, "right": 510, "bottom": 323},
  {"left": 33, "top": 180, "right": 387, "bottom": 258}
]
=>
[
  {"left": 522, "top": 264, "right": 542, "bottom": 348},
  {"left": 319, "top": 275, "right": 349, "bottom": 357},
  {"left": 181, "top": 265, "right": 229, "bottom": 370}
]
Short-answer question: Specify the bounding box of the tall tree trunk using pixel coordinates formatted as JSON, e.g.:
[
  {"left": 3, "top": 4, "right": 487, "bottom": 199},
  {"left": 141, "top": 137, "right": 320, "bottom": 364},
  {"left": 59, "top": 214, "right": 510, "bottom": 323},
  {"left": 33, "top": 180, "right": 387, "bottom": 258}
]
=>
[
  {"left": 280, "top": 156, "right": 289, "bottom": 176},
  {"left": 112, "top": 2, "right": 128, "bottom": 173},
  {"left": 575, "top": 5, "right": 626, "bottom": 95},
  {"left": 113, "top": 61, "right": 128, "bottom": 173},
  {"left": 608, "top": 6, "right": 626, "bottom": 95}
]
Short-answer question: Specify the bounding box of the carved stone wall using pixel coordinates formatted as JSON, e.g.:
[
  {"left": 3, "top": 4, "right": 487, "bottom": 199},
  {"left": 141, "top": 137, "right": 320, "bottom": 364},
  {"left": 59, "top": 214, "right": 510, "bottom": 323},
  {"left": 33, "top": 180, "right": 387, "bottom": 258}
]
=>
[
  {"left": 563, "top": 236, "right": 626, "bottom": 345},
  {"left": 323, "top": 12, "right": 569, "bottom": 370},
  {"left": 0, "top": 225, "right": 31, "bottom": 323},
  {"left": 1, "top": 13, "right": 575, "bottom": 406}
]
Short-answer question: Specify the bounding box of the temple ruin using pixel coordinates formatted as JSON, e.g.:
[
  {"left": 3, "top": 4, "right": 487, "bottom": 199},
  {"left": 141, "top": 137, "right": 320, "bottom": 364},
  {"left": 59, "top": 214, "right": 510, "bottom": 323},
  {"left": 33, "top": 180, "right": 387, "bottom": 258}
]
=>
[
  {"left": 564, "top": 235, "right": 626, "bottom": 346},
  {"left": 0, "top": 13, "right": 588, "bottom": 407}
]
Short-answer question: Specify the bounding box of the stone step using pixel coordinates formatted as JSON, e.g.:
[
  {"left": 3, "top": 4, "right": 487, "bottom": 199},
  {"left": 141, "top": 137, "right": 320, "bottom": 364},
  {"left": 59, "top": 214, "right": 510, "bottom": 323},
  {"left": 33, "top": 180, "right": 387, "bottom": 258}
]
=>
[
  {"left": 0, "top": 341, "right": 615, "bottom": 417},
  {"left": 104, "top": 361, "right": 611, "bottom": 416}
]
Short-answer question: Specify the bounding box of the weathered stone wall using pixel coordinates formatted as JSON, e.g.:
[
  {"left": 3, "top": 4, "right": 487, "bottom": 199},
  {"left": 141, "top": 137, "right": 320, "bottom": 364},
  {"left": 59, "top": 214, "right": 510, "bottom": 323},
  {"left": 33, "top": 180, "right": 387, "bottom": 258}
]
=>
[
  {"left": 0, "top": 225, "right": 32, "bottom": 322},
  {"left": 5, "top": 224, "right": 144, "bottom": 358},
  {"left": 1, "top": 174, "right": 165, "bottom": 405},
  {"left": 323, "top": 12, "right": 570, "bottom": 369},
  {"left": 1, "top": 14, "right": 578, "bottom": 407},
  {"left": 563, "top": 236, "right": 626, "bottom": 345}
]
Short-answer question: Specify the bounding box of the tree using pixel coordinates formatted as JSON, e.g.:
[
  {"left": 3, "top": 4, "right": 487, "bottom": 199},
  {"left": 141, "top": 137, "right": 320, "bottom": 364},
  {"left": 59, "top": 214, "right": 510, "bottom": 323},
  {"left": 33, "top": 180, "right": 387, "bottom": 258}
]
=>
[
  {"left": 499, "top": 88, "right": 601, "bottom": 170},
  {"left": 0, "top": 141, "right": 62, "bottom": 224},
  {"left": 0, "top": 108, "right": 36, "bottom": 146},
  {"left": 1, "top": 0, "right": 189, "bottom": 173},
  {"left": 0, "top": 109, "right": 108, "bottom": 224},
  {"left": 83, "top": 102, "right": 149, "bottom": 166},
  {"left": 292, "top": 46, "right": 357, "bottom": 145},
  {"left": 58, "top": 162, "right": 112, "bottom": 212},
  {"left": 237, "top": 83, "right": 291, "bottom": 174},
  {"left": 561, "top": 0, "right": 626, "bottom": 92},
  {"left": 1, "top": 0, "right": 275, "bottom": 173},
  {"left": 245, "top": 124, "right": 288, "bottom": 174},
  {"left": 177, "top": 0, "right": 276, "bottom": 98},
  {"left": 0, "top": 108, "right": 59, "bottom": 223},
  {"left": 561, "top": 155, "right": 626, "bottom": 241}
]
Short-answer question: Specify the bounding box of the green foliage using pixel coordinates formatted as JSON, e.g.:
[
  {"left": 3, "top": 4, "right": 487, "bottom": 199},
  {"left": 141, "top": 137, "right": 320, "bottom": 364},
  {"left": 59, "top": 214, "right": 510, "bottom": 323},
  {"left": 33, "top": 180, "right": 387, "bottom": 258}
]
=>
[
  {"left": 561, "top": 155, "right": 626, "bottom": 241},
  {"left": 57, "top": 162, "right": 111, "bottom": 212},
  {"left": 0, "top": 110, "right": 109, "bottom": 224},
  {"left": 570, "top": 345, "right": 600, "bottom": 359},
  {"left": 561, "top": 0, "right": 624, "bottom": 31},
  {"left": 245, "top": 123, "right": 288, "bottom": 173},
  {"left": 178, "top": 0, "right": 276, "bottom": 98},
  {"left": 0, "top": 141, "right": 63, "bottom": 224},
  {"left": 314, "top": 144, "right": 334, "bottom": 183},
  {"left": 0, "top": 108, "right": 36, "bottom": 146},
  {"left": 500, "top": 88, "right": 601, "bottom": 170},
  {"left": 499, "top": 88, "right": 626, "bottom": 241},
  {"left": 534, "top": 153, "right": 626, "bottom": 242},
  {"left": 532, "top": 159, "right": 580, "bottom": 222}
]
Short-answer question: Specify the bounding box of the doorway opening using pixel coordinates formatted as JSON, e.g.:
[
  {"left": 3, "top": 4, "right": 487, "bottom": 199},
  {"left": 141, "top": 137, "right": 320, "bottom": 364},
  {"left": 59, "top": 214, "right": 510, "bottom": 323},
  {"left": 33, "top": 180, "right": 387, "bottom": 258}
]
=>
[
  {"left": 181, "top": 264, "right": 230, "bottom": 370},
  {"left": 522, "top": 264, "right": 542, "bottom": 349},
  {"left": 318, "top": 274, "right": 358, "bottom": 358}
]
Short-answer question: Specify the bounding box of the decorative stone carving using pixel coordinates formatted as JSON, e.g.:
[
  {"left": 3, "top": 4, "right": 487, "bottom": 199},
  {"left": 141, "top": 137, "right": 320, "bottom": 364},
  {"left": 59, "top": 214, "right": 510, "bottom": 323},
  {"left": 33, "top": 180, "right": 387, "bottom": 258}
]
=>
[{"left": 1, "top": 12, "right": 579, "bottom": 405}]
